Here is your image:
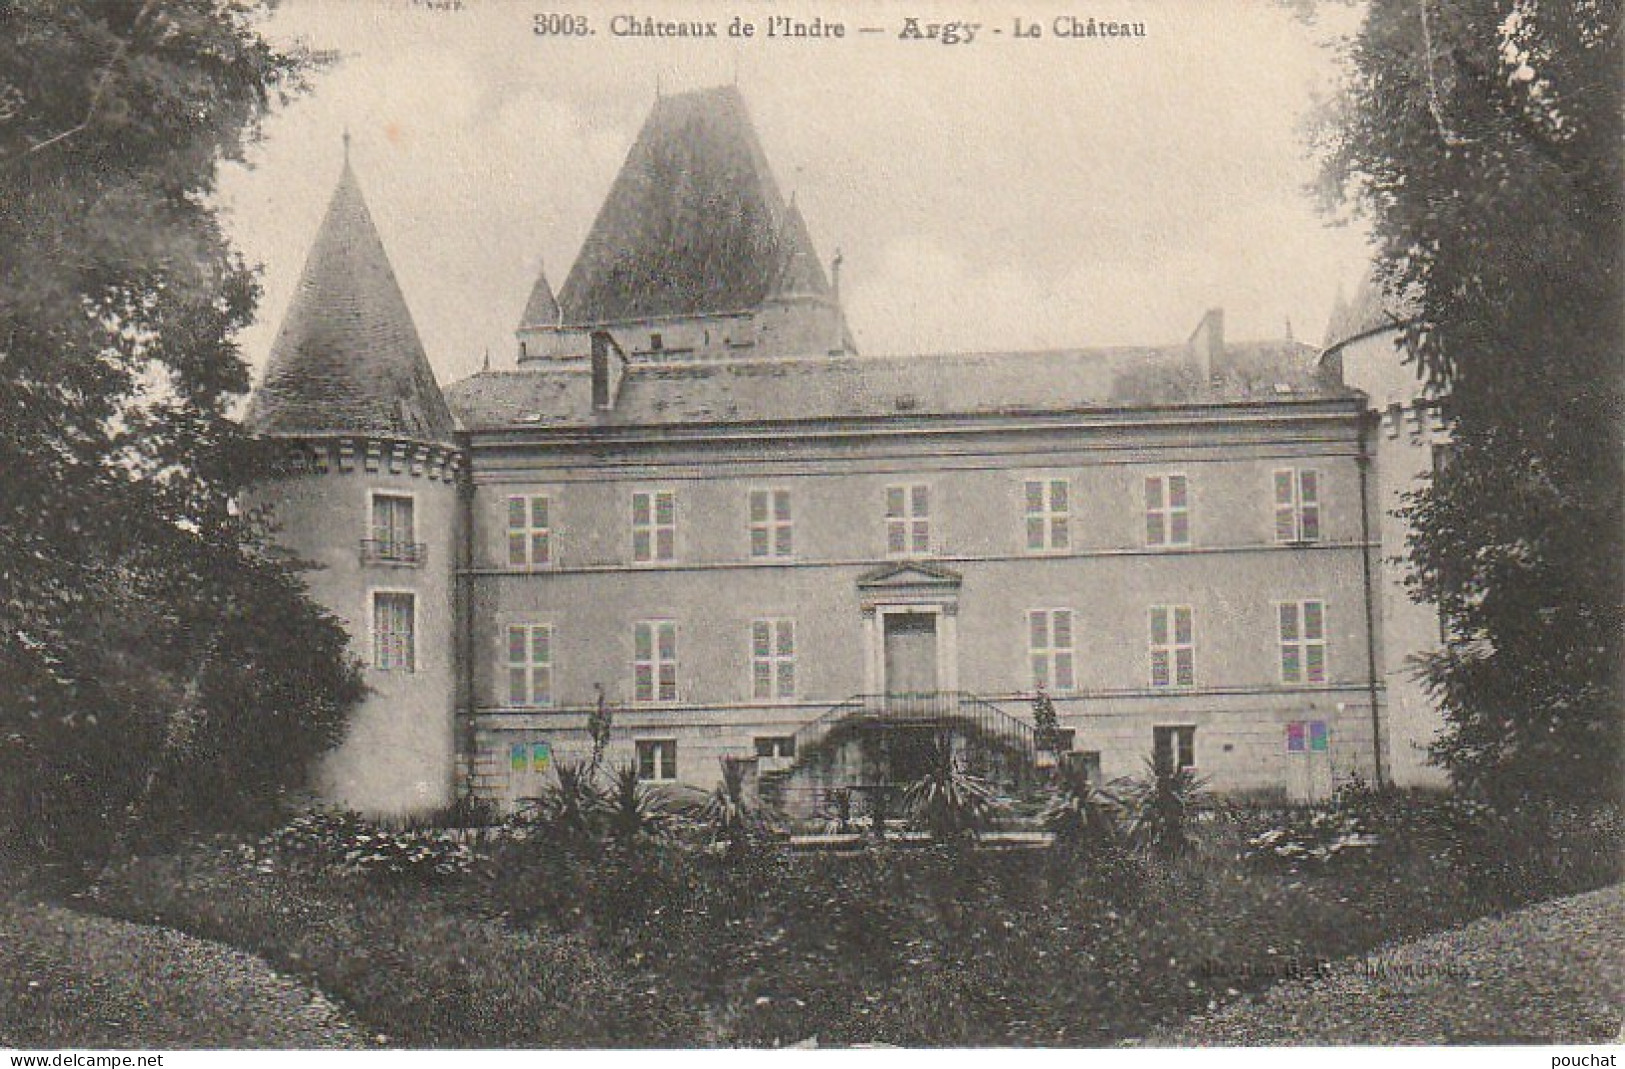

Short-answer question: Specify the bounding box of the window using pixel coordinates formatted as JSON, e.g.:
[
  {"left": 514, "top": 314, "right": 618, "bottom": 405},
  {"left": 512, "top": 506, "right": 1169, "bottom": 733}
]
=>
[
  {"left": 1153, "top": 725, "right": 1197, "bottom": 773},
  {"left": 1273, "top": 469, "right": 1322, "bottom": 543},
  {"left": 751, "top": 619, "right": 796, "bottom": 700},
  {"left": 509, "top": 740, "right": 553, "bottom": 776},
  {"left": 1028, "top": 608, "right": 1076, "bottom": 691},
  {"left": 1024, "top": 478, "right": 1071, "bottom": 551},
  {"left": 749, "top": 489, "right": 793, "bottom": 559},
  {"left": 1064, "top": 749, "right": 1102, "bottom": 784},
  {"left": 506, "top": 495, "right": 551, "bottom": 568},
  {"left": 755, "top": 736, "right": 796, "bottom": 759},
  {"left": 366, "top": 493, "right": 421, "bottom": 563},
  {"left": 1285, "top": 720, "right": 1330, "bottom": 753},
  {"left": 1149, "top": 605, "right": 1194, "bottom": 687},
  {"left": 886, "top": 483, "right": 931, "bottom": 556},
  {"left": 505, "top": 624, "right": 553, "bottom": 707},
  {"left": 637, "top": 739, "right": 677, "bottom": 781},
  {"left": 650, "top": 332, "right": 664, "bottom": 352},
  {"left": 634, "top": 621, "right": 678, "bottom": 703},
  {"left": 632, "top": 490, "right": 676, "bottom": 563},
  {"left": 1278, "top": 600, "right": 1328, "bottom": 684},
  {"left": 1144, "top": 474, "right": 1191, "bottom": 547},
  {"left": 372, "top": 592, "right": 415, "bottom": 672}
]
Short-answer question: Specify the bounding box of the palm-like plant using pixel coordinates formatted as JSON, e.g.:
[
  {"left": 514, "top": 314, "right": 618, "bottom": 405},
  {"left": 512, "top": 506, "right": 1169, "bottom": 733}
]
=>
[
  {"left": 1120, "top": 757, "right": 1207, "bottom": 859},
  {"left": 518, "top": 758, "right": 603, "bottom": 841},
  {"left": 604, "top": 760, "right": 672, "bottom": 845},
  {"left": 701, "top": 756, "right": 772, "bottom": 846},
  {"left": 902, "top": 733, "right": 1002, "bottom": 843},
  {"left": 1041, "top": 759, "right": 1122, "bottom": 849}
]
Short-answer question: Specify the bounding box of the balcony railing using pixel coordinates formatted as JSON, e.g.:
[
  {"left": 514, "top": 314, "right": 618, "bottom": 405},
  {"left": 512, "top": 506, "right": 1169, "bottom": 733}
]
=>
[{"left": 360, "top": 538, "right": 427, "bottom": 565}]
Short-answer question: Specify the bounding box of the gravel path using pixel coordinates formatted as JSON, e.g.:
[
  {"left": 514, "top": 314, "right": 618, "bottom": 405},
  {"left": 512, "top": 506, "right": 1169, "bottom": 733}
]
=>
[
  {"left": 1148, "top": 884, "right": 1624, "bottom": 1045},
  {"left": 0, "top": 896, "right": 363, "bottom": 1049}
]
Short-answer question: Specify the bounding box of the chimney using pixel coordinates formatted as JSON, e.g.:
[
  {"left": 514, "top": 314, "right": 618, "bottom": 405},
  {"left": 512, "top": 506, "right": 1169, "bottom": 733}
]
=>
[
  {"left": 1188, "top": 307, "right": 1224, "bottom": 383},
  {"left": 590, "top": 330, "right": 627, "bottom": 412}
]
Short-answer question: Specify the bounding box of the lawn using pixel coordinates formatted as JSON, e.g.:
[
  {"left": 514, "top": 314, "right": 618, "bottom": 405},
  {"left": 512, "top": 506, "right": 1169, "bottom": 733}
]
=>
[{"left": 85, "top": 789, "right": 1621, "bottom": 1048}]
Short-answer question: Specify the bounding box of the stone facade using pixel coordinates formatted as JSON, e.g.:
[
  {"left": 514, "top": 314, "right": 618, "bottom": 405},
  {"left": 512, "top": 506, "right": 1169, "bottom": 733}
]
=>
[{"left": 249, "top": 88, "right": 1449, "bottom": 818}]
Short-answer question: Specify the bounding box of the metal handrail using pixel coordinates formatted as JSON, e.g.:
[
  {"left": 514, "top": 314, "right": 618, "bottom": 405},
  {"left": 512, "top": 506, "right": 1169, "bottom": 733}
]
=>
[
  {"left": 761, "top": 691, "right": 1041, "bottom": 815},
  {"left": 360, "top": 538, "right": 427, "bottom": 564}
]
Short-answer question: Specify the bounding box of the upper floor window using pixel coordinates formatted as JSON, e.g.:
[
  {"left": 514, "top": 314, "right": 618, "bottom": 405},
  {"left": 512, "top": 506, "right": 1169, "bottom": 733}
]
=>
[
  {"left": 636, "top": 739, "right": 678, "bottom": 782},
  {"left": 505, "top": 623, "right": 554, "bottom": 707},
  {"left": 1024, "top": 478, "right": 1071, "bottom": 552},
  {"left": 1273, "top": 469, "right": 1322, "bottom": 544},
  {"left": 751, "top": 618, "right": 796, "bottom": 701},
  {"left": 372, "top": 591, "right": 415, "bottom": 672},
  {"left": 749, "top": 489, "right": 793, "bottom": 559},
  {"left": 507, "top": 495, "right": 551, "bottom": 568},
  {"left": 1278, "top": 600, "right": 1328, "bottom": 685},
  {"left": 886, "top": 483, "right": 931, "bottom": 557},
  {"left": 1028, "top": 608, "right": 1076, "bottom": 692},
  {"left": 1144, "top": 474, "right": 1190, "bottom": 547},
  {"left": 632, "top": 490, "right": 676, "bottom": 563},
  {"left": 1149, "top": 604, "right": 1194, "bottom": 688},
  {"left": 365, "top": 493, "right": 421, "bottom": 564},
  {"left": 633, "top": 620, "right": 678, "bottom": 704}
]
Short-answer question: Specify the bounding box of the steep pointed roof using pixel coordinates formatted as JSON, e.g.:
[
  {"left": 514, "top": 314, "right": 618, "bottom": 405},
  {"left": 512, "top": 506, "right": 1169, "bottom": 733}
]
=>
[
  {"left": 248, "top": 160, "right": 456, "bottom": 446},
  {"left": 769, "top": 200, "right": 832, "bottom": 299},
  {"left": 1323, "top": 268, "right": 1421, "bottom": 350},
  {"left": 555, "top": 85, "right": 797, "bottom": 325},
  {"left": 517, "top": 263, "right": 561, "bottom": 330}
]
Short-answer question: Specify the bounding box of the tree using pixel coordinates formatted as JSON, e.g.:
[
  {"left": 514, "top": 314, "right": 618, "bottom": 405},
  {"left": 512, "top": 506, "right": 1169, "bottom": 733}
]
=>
[
  {"left": 0, "top": 1, "right": 362, "bottom": 857},
  {"left": 1320, "top": 0, "right": 1623, "bottom": 805}
]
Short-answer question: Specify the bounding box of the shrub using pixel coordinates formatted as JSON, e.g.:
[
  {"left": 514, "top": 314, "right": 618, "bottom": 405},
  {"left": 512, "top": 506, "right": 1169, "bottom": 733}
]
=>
[
  {"left": 96, "top": 846, "right": 701, "bottom": 1047},
  {"left": 903, "top": 734, "right": 1002, "bottom": 843},
  {"left": 516, "top": 758, "right": 603, "bottom": 843},
  {"left": 1119, "top": 760, "right": 1206, "bottom": 859},
  {"left": 261, "top": 810, "right": 482, "bottom": 883},
  {"left": 701, "top": 757, "right": 777, "bottom": 851},
  {"left": 603, "top": 762, "right": 674, "bottom": 845},
  {"left": 1040, "top": 760, "right": 1122, "bottom": 851},
  {"left": 1243, "top": 809, "right": 1381, "bottom": 868}
]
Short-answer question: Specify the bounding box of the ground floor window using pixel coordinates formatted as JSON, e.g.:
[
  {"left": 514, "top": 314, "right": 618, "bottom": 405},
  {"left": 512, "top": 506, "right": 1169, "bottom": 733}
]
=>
[
  {"left": 1153, "top": 725, "right": 1196, "bottom": 773},
  {"left": 636, "top": 739, "right": 678, "bottom": 781},
  {"left": 1062, "top": 749, "right": 1102, "bottom": 785},
  {"left": 1285, "top": 720, "right": 1330, "bottom": 753},
  {"left": 509, "top": 740, "right": 552, "bottom": 776},
  {"left": 754, "top": 736, "right": 796, "bottom": 760}
]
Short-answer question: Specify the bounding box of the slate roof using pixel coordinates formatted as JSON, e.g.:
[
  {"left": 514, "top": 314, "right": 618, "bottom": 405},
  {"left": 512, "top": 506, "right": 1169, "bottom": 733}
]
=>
[
  {"left": 444, "top": 340, "right": 1350, "bottom": 432},
  {"left": 1323, "top": 269, "right": 1421, "bottom": 348},
  {"left": 769, "top": 201, "right": 832, "bottom": 299},
  {"left": 547, "top": 85, "right": 827, "bottom": 326},
  {"left": 518, "top": 264, "right": 561, "bottom": 330},
  {"left": 248, "top": 161, "right": 457, "bottom": 445}
]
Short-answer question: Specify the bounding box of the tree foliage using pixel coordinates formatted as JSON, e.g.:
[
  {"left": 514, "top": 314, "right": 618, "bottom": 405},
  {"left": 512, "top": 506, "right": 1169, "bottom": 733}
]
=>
[
  {"left": 1323, "top": 0, "right": 1623, "bottom": 804},
  {"left": 0, "top": 1, "right": 362, "bottom": 857}
]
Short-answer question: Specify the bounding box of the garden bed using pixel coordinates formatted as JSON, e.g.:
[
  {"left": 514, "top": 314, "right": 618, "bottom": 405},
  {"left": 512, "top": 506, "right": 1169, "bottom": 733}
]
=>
[{"left": 87, "top": 792, "right": 1621, "bottom": 1047}]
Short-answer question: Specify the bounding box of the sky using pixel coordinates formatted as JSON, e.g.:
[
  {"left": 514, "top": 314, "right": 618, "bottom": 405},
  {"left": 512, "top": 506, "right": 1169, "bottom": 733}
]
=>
[{"left": 221, "top": 0, "right": 1374, "bottom": 387}]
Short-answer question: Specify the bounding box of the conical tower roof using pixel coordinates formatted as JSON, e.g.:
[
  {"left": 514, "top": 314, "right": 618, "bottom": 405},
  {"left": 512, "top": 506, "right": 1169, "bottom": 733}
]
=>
[
  {"left": 248, "top": 159, "right": 456, "bottom": 446},
  {"left": 517, "top": 262, "right": 561, "bottom": 330},
  {"left": 556, "top": 85, "right": 795, "bottom": 325}
]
